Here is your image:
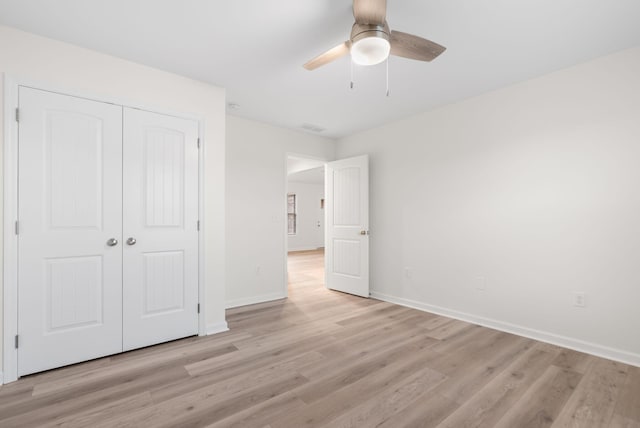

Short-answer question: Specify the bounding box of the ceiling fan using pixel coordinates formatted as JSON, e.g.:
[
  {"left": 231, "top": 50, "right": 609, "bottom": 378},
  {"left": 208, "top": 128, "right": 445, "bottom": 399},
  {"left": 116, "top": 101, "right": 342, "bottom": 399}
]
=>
[{"left": 303, "top": 0, "right": 446, "bottom": 70}]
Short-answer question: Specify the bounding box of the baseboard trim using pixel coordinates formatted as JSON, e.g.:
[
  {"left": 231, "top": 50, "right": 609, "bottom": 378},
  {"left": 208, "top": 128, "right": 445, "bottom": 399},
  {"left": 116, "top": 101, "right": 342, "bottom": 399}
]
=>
[
  {"left": 225, "top": 292, "right": 287, "bottom": 309},
  {"left": 206, "top": 321, "right": 229, "bottom": 336},
  {"left": 288, "top": 246, "right": 324, "bottom": 252},
  {"left": 370, "top": 291, "right": 640, "bottom": 368}
]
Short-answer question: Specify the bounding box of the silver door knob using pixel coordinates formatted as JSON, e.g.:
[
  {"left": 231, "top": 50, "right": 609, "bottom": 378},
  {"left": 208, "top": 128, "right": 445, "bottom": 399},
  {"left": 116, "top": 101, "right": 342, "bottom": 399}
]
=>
[
  {"left": 126, "top": 237, "right": 137, "bottom": 245},
  {"left": 360, "top": 230, "right": 367, "bottom": 235},
  {"left": 106, "top": 238, "right": 118, "bottom": 246}
]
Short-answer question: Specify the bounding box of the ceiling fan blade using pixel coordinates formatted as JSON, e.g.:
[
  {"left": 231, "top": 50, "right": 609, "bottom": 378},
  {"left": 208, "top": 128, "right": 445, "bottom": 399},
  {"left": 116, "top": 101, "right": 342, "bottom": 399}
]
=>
[
  {"left": 303, "top": 41, "right": 351, "bottom": 70},
  {"left": 353, "top": 0, "right": 387, "bottom": 25},
  {"left": 390, "top": 30, "right": 446, "bottom": 62}
]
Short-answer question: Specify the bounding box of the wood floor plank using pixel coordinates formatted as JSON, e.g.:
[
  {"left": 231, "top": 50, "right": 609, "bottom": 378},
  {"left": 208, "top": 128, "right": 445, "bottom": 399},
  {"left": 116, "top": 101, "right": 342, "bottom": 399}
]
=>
[
  {"left": 426, "top": 319, "right": 475, "bottom": 340},
  {"left": 1, "top": 249, "right": 638, "bottom": 428},
  {"left": 183, "top": 330, "right": 337, "bottom": 379},
  {"left": 551, "top": 348, "right": 595, "bottom": 374},
  {"left": 22, "top": 355, "right": 115, "bottom": 385},
  {"left": 122, "top": 373, "right": 309, "bottom": 428},
  {"left": 427, "top": 329, "right": 528, "bottom": 378},
  {"left": 335, "top": 304, "right": 408, "bottom": 326},
  {"left": 493, "top": 366, "right": 583, "bottom": 428},
  {"left": 305, "top": 325, "right": 438, "bottom": 377},
  {"left": 205, "top": 392, "right": 306, "bottom": 428},
  {"left": 418, "top": 314, "right": 454, "bottom": 330},
  {"left": 32, "top": 342, "right": 238, "bottom": 397},
  {"left": 151, "top": 350, "right": 325, "bottom": 404},
  {"left": 428, "top": 323, "right": 496, "bottom": 356},
  {"left": 269, "top": 342, "right": 441, "bottom": 428},
  {"left": 0, "top": 378, "right": 35, "bottom": 403},
  {"left": 231, "top": 320, "right": 342, "bottom": 352},
  {"left": 433, "top": 335, "right": 533, "bottom": 405},
  {"left": 323, "top": 366, "right": 447, "bottom": 427},
  {"left": 437, "top": 346, "right": 558, "bottom": 428},
  {"left": 42, "top": 391, "right": 154, "bottom": 428},
  {"left": 613, "top": 365, "right": 640, "bottom": 423},
  {"left": 166, "top": 375, "right": 308, "bottom": 428},
  {"left": 552, "top": 358, "right": 628, "bottom": 427},
  {"left": 0, "top": 366, "right": 190, "bottom": 427},
  {"left": 609, "top": 414, "right": 640, "bottom": 428},
  {"left": 377, "top": 392, "right": 459, "bottom": 428},
  {"left": 295, "top": 335, "right": 439, "bottom": 404}
]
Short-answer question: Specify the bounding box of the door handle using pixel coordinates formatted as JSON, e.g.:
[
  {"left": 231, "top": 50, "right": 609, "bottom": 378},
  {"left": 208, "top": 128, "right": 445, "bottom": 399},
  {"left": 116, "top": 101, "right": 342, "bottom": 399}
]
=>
[
  {"left": 126, "top": 237, "right": 137, "bottom": 246},
  {"left": 360, "top": 230, "right": 369, "bottom": 235},
  {"left": 106, "top": 238, "right": 118, "bottom": 247}
]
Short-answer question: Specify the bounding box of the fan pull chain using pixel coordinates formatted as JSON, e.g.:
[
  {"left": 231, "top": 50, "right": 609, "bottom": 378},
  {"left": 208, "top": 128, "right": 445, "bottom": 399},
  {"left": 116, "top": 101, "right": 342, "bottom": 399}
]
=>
[
  {"left": 386, "top": 58, "right": 390, "bottom": 97},
  {"left": 350, "top": 59, "right": 355, "bottom": 90}
]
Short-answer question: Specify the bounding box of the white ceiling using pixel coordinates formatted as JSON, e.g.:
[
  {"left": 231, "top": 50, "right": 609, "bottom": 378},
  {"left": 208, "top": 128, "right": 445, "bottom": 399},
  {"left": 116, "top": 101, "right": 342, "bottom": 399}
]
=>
[
  {"left": 1, "top": 0, "right": 639, "bottom": 138},
  {"left": 288, "top": 157, "right": 325, "bottom": 175},
  {"left": 288, "top": 167, "right": 325, "bottom": 185}
]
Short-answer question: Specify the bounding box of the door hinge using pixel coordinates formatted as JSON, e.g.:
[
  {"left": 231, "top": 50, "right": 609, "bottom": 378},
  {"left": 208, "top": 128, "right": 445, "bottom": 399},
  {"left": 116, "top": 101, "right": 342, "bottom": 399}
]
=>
[
  {"left": 197, "top": 303, "right": 200, "bottom": 314},
  {"left": 15, "top": 108, "right": 19, "bottom": 122},
  {"left": 197, "top": 220, "right": 200, "bottom": 231},
  {"left": 15, "top": 220, "right": 19, "bottom": 235},
  {"left": 15, "top": 335, "right": 19, "bottom": 349},
  {"left": 197, "top": 138, "right": 200, "bottom": 149}
]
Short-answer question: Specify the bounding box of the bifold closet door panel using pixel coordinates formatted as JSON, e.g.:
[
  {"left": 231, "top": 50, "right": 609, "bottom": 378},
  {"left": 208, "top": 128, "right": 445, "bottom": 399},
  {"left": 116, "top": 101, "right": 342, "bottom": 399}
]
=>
[
  {"left": 122, "top": 107, "right": 200, "bottom": 351},
  {"left": 17, "top": 87, "right": 124, "bottom": 376}
]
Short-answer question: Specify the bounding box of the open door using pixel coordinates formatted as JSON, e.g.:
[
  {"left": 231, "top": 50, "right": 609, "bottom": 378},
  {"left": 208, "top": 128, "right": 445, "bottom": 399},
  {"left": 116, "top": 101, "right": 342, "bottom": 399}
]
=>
[{"left": 325, "top": 155, "right": 369, "bottom": 297}]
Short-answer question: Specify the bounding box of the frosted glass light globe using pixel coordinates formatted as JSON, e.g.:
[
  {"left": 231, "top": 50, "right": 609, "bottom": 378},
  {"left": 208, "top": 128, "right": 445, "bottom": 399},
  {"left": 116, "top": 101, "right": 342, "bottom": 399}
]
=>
[{"left": 351, "top": 36, "right": 391, "bottom": 66}]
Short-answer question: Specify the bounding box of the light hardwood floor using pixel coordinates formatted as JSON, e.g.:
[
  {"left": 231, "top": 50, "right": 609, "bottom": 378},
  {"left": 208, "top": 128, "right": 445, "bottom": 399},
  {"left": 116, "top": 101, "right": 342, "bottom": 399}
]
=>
[{"left": 1, "top": 248, "right": 639, "bottom": 427}]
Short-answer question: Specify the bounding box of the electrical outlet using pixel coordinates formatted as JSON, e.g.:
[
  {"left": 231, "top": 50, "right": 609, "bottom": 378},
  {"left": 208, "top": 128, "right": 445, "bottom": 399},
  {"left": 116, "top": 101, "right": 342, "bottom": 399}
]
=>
[
  {"left": 405, "top": 268, "right": 413, "bottom": 279},
  {"left": 475, "top": 276, "right": 486, "bottom": 291},
  {"left": 256, "top": 266, "right": 261, "bottom": 275},
  {"left": 573, "top": 292, "right": 586, "bottom": 308}
]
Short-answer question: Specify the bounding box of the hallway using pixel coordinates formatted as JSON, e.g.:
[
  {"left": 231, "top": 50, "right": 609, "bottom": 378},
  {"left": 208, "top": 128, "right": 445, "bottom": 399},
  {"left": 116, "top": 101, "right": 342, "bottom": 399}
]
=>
[{"left": 287, "top": 249, "right": 325, "bottom": 290}]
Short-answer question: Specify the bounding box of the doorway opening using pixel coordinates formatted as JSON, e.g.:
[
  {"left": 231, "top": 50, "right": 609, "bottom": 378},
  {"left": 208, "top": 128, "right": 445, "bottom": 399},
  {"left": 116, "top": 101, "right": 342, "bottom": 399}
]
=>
[
  {"left": 287, "top": 249, "right": 325, "bottom": 293},
  {"left": 285, "top": 154, "right": 370, "bottom": 298},
  {"left": 286, "top": 156, "right": 326, "bottom": 292}
]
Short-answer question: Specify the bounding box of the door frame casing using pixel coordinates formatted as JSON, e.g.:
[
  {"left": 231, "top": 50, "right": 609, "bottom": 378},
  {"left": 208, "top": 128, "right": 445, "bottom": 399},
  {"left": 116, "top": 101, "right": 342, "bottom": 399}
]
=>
[{"left": 2, "top": 75, "right": 207, "bottom": 384}]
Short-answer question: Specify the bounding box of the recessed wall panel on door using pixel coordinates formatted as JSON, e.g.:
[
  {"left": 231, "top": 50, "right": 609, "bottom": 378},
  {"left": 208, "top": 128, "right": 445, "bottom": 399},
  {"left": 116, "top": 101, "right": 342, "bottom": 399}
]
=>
[
  {"left": 122, "top": 107, "right": 199, "bottom": 351},
  {"left": 17, "top": 87, "right": 123, "bottom": 376}
]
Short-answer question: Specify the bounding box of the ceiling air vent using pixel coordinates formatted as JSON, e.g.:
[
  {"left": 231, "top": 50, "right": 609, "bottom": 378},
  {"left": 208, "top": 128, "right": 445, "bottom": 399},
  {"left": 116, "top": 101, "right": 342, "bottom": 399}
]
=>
[{"left": 301, "top": 123, "right": 326, "bottom": 133}]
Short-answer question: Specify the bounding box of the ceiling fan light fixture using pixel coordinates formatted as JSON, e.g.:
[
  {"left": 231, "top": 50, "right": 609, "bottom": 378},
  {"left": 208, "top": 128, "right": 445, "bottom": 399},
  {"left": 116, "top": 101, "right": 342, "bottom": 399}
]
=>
[
  {"left": 350, "top": 32, "right": 390, "bottom": 66},
  {"left": 302, "top": 1, "right": 446, "bottom": 71}
]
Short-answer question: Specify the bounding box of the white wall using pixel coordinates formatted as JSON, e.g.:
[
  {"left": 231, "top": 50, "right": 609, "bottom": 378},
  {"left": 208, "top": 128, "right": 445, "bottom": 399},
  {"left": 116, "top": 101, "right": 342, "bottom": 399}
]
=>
[
  {"left": 226, "top": 116, "right": 334, "bottom": 308},
  {"left": 287, "top": 180, "right": 325, "bottom": 251},
  {"left": 0, "top": 25, "right": 227, "bottom": 375},
  {"left": 336, "top": 46, "right": 640, "bottom": 366}
]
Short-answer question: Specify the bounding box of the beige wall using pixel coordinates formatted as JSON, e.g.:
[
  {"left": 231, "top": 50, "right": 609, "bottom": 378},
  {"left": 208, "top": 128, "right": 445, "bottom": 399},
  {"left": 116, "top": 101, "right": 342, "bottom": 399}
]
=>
[
  {"left": 0, "top": 25, "right": 227, "bottom": 376},
  {"left": 287, "top": 181, "right": 325, "bottom": 251},
  {"left": 337, "top": 46, "right": 640, "bottom": 365},
  {"left": 226, "top": 116, "right": 335, "bottom": 308}
]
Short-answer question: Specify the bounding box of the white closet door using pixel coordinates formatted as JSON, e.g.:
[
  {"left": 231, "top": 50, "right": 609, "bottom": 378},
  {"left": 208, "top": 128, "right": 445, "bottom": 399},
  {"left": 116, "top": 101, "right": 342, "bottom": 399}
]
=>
[
  {"left": 122, "top": 107, "right": 200, "bottom": 351},
  {"left": 17, "top": 87, "right": 123, "bottom": 376},
  {"left": 325, "top": 155, "right": 370, "bottom": 298}
]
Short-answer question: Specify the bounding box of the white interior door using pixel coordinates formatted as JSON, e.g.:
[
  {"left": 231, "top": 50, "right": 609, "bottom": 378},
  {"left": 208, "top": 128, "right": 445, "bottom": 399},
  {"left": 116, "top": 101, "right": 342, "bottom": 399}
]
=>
[
  {"left": 17, "top": 87, "right": 123, "bottom": 376},
  {"left": 325, "top": 155, "right": 369, "bottom": 297},
  {"left": 122, "top": 108, "right": 200, "bottom": 351}
]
